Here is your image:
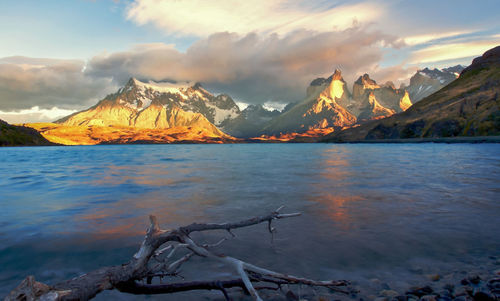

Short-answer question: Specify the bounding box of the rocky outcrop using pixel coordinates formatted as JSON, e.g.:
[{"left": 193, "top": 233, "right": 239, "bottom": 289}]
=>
[
  {"left": 357, "top": 92, "right": 396, "bottom": 121},
  {"left": 323, "top": 46, "right": 500, "bottom": 141},
  {"left": 350, "top": 74, "right": 409, "bottom": 120},
  {"left": 261, "top": 69, "right": 357, "bottom": 135}
]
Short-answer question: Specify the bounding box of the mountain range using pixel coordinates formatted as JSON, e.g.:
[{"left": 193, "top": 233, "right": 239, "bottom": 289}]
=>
[
  {"left": 12, "top": 46, "right": 500, "bottom": 145},
  {"left": 323, "top": 45, "right": 500, "bottom": 141}
]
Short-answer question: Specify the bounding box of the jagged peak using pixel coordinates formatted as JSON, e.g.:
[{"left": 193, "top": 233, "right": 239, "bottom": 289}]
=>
[
  {"left": 309, "top": 69, "right": 343, "bottom": 87},
  {"left": 321, "top": 75, "right": 346, "bottom": 101},
  {"left": 330, "top": 69, "right": 343, "bottom": 81},
  {"left": 119, "top": 77, "right": 199, "bottom": 95},
  {"left": 310, "top": 77, "right": 328, "bottom": 86},
  {"left": 355, "top": 74, "right": 379, "bottom": 90},
  {"left": 135, "top": 79, "right": 194, "bottom": 92}
]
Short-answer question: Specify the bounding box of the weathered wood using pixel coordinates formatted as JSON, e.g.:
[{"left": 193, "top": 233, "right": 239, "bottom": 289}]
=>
[{"left": 5, "top": 207, "right": 349, "bottom": 301}]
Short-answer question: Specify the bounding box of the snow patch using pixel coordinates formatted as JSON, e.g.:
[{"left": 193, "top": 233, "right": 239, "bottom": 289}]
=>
[
  {"left": 206, "top": 103, "right": 239, "bottom": 125},
  {"left": 133, "top": 78, "right": 193, "bottom": 95}
]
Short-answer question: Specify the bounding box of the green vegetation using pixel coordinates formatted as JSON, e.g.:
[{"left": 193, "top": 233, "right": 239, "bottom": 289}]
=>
[{"left": 0, "top": 120, "right": 55, "bottom": 146}]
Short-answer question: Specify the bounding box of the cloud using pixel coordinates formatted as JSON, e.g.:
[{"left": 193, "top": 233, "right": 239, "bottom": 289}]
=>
[
  {"left": 0, "top": 56, "right": 115, "bottom": 112},
  {"left": 86, "top": 27, "right": 403, "bottom": 104},
  {"left": 0, "top": 106, "right": 77, "bottom": 124},
  {"left": 404, "top": 30, "right": 474, "bottom": 46},
  {"left": 409, "top": 39, "right": 500, "bottom": 64},
  {"left": 0, "top": 26, "right": 407, "bottom": 121},
  {"left": 368, "top": 64, "right": 418, "bottom": 87},
  {"left": 126, "top": 0, "right": 382, "bottom": 37}
]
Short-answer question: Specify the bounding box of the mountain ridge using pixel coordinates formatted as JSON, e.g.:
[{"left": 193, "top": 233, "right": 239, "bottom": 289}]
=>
[{"left": 322, "top": 46, "right": 500, "bottom": 142}]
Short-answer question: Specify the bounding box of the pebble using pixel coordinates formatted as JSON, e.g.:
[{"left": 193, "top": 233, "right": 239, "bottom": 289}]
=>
[
  {"left": 406, "top": 286, "right": 434, "bottom": 297},
  {"left": 468, "top": 275, "right": 481, "bottom": 284},
  {"left": 473, "top": 291, "right": 495, "bottom": 301},
  {"left": 380, "top": 290, "right": 399, "bottom": 297},
  {"left": 381, "top": 283, "right": 391, "bottom": 290},
  {"left": 406, "top": 294, "right": 419, "bottom": 301},
  {"left": 285, "top": 290, "right": 298, "bottom": 301},
  {"left": 419, "top": 295, "right": 437, "bottom": 301},
  {"left": 443, "top": 284, "right": 454, "bottom": 292},
  {"left": 427, "top": 274, "right": 441, "bottom": 282}
]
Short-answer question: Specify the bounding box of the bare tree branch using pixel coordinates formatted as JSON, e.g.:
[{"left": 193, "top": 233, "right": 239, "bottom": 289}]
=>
[{"left": 5, "top": 207, "right": 349, "bottom": 301}]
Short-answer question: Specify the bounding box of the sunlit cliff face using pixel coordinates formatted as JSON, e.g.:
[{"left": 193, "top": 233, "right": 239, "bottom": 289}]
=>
[
  {"left": 399, "top": 90, "right": 413, "bottom": 111},
  {"left": 323, "top": 79, "right": 345, "bottom": 101}
]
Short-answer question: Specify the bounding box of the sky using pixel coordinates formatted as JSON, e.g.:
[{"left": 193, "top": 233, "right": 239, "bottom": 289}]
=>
[{"left": 0, "top": 0, "right": 499, "bottom": 123}]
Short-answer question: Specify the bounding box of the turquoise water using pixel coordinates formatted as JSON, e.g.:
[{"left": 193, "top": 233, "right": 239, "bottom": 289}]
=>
[{"left": 0, "top": 144, "right": 499, "bottom": 299}]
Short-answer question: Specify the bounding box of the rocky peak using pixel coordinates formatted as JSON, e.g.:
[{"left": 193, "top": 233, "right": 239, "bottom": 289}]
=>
[
  {"left": 307, "top": 69, "right": 348, "bottom": 99},
  {"left": 242, "top": 104, "right": 280, "bottom": 119},
  {"left": 407, "top": 65, "right": 462, "bottom": 103},
  {"left": 309, "top": 77, "right": 328, "bottom": 87},
  {"left": 330, "top": 69, "right": 343, "bottom": 81},
  {"left": 309, "top": 69, "right": 343, "bottom": 87},
  {"left": 442, "top": 65, "right": 464, "bottom": 74},
  {"left": 320, "top": 69, "right": 349, "bottom": 103},
  {"left": 354, "top": 74, "right": 380, "bottom": 90}
]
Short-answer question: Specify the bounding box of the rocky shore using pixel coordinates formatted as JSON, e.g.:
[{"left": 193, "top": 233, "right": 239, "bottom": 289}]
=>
[
  {"left": 260, "top": 256, "right": 500, "bottom": 301},
  {"left": 360, "top": 272, "right": 500, "bottom": 301},
  {"left": 340, "top": 258, "right": 500, "bottom": 301}
]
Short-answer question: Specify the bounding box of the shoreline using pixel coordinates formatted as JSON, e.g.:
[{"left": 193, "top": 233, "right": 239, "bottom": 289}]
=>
[
  {"left": 2, "top": 135, "right": 500, "bottom": 147},
  {"left": 323, "top": 136, "right": 500, "bottom": 144}
]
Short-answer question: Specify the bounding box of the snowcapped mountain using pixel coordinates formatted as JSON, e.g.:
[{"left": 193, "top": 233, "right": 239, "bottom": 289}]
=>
[
  {"left": 405, "top": 65, "right": 464, "bottom": 103},
  {"left": 53, "top": 64, "right": 464, "bottom": 142},
  {"left": 58, "top": 78, "right": 242, "bottom": 138}
]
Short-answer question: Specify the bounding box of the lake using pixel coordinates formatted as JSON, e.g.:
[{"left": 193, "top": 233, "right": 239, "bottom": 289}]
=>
[{"left": 1, "top": 144, "right": 499, "bottom": 300}]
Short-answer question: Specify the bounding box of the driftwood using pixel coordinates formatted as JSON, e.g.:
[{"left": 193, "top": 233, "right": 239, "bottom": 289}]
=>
[{"left": 5, "top": 207, "right": 349, "bottom": 301}]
